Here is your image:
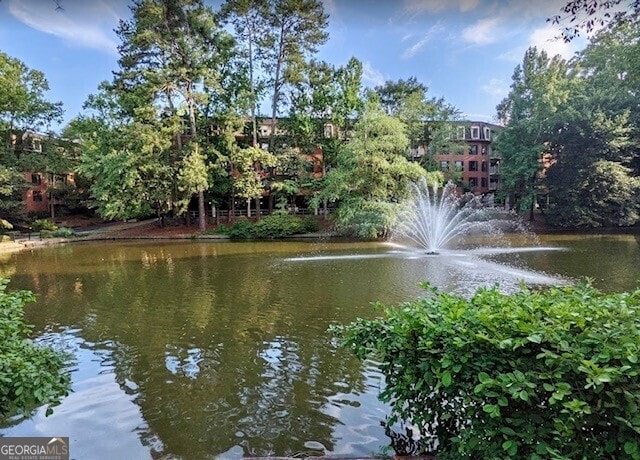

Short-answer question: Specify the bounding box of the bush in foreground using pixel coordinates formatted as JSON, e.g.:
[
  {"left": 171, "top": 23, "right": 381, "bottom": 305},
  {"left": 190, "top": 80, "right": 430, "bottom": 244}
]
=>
[
  {"left": 334, "top": 283, "right": 640, "bottom": 459},
  {"left": 0, "top": 279, "right": 70, "bottom": 418}
]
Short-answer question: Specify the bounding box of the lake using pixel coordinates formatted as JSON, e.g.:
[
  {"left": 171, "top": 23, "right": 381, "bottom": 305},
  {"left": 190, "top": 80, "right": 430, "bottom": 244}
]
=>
[{"left": 0, "top": 234, "right": 638, "bottom": 458}]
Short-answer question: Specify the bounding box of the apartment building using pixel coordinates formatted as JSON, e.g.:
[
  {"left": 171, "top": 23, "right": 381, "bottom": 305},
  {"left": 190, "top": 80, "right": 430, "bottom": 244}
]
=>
[
  {"left": 8, "top": 130, "right": 76, "bottom": 218},
  {"left": 432, "top": 121, "right": 502, "bottom": 196}
]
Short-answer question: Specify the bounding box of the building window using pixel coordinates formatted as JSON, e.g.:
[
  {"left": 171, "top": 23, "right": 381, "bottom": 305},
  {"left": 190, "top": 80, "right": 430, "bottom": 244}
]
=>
[
  {"left": 481, "top": 146, "right": 488, "bottom": 155},
  {"left": 484, "top": 127, "right": 491, "bottom": 141},
  {"left": 481, "top": 161, "right": 488, "bottom": 172},
  {"left": 469, "top": 177, "right": 478, "bottom": 187},
  {"left": 323, "top": 123, "right": 334, "bottom": 138},
  {"left": 455, "top": 161, "right": 463, "bottom": 171},
  {"left": 33, "top": 191, "right": 43, "bottom": 202},
  {"left": 471, "top": 126, "right": 480, "bottom": 139},
  {"left": 481, "top": 177, "right": 488, "bottom": 187},
  {"left": 469, "top": 161, "right": 478, "bottom": 172},
  {"left": 469, "top": 145, "right": 478, "bottom": 155},
  {"left": 440, "top": 161, "right": 450, "bottom": 171},
  {"left": 457, "top": 126, "right": 466, "bottom": 140},
  {"left": 31, "top": 173, "right": 42, "bottom": 185}
]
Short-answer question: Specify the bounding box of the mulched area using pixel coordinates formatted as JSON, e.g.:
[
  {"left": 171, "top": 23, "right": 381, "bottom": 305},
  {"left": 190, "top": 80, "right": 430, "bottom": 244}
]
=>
[{"left": 116, "top": 221, "right": 206, "bottom": 237}]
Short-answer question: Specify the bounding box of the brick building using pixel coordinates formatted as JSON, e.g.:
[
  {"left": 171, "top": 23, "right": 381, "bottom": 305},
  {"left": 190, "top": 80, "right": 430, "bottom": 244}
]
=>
[{"left": 433, "top": 121, "right": 502, "bottom": 196}]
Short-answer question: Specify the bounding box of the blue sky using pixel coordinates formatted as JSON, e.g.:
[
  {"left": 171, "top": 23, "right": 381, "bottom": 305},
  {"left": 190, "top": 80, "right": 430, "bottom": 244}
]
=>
[{"left": 0, "top": 0, "right": 588, "bottom": 132}]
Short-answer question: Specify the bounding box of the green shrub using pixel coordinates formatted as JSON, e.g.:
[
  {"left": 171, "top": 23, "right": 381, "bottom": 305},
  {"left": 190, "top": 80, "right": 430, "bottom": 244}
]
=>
[
  {"left": 39, "top": 230, "right": 53, "bottom": 239},
  {"left": 334, "top": 283, "right": 640, "bottom": 459},
  {"left": 227, "top": 219, "right": 255, "bottom": 240},
  {"left": 0, "top": 279, "right": 70, "bottom": 417},
  {"left": 210, "top": 224, "right": 230, "bottom": 235},
  {"left": 51, "top": 227, "right": 75, "bottom": 238},
  {"left": 32, "top": 219, "right": 58, "bottom": 232},
  {"left": 252, "top": 211, "right": 303, "bottom": 238},
  {"left": 333, "top": 199, "right": 397, "bottom": 238},
  {"left": 300, "top": 216, "right": 320, "bottom": 233}
]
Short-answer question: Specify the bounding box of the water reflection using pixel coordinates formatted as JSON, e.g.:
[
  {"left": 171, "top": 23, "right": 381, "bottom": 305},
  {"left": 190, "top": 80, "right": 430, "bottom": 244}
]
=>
[{"left": 0, "top": 236, "right": 638, "bottom": 458}]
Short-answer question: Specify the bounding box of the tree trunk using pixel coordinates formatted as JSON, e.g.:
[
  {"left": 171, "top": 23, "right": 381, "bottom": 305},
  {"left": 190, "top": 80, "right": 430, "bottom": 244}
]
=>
[
  {"left": 198, "top": 190, "right": 206, "bottom": 230},
  {"left": 188, "top": 96, "right": 206, "bottom": 233},
  {"left": 230, "top": 186, "right": 235, "bottom": 223},
  {"left": 255, "top": 197, "right": 261, "bottom": 220},
  {"left": 322, "top": 162, "right": 328, "bottom": 219},
  {"left": 248, "top": 21, "right": 258, "bottom": 147},
  {"left": 269, "top": 29, "right": 285, "bottom": 152}
]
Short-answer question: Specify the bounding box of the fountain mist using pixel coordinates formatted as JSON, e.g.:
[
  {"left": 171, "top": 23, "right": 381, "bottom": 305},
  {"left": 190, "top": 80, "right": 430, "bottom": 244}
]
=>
[{"left": 393, "top": 179, "right": 503, "bottom": 253}]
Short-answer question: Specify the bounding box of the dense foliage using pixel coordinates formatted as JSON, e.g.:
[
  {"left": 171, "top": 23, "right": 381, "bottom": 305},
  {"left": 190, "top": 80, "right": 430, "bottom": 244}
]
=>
[
  {"left": 497, "top": 15, "right": 640, "bottom": 227},
  {"left": 335, "top": 283, "right": 640, "bottom": 459},
  {"left": 226, "top": 211, "right": 318, "bottom": 239},
  {"left": 322, "top": 101, "right": 442, "bottom": 238},
  {"left": 0, "top": 279, "right": 70, "bottom": 418}
]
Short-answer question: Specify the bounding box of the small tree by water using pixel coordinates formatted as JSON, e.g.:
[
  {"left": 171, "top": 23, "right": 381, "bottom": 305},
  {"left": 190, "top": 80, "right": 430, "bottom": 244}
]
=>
[{"left": 333, "top": 283, "right": 640, "bottom": 459}]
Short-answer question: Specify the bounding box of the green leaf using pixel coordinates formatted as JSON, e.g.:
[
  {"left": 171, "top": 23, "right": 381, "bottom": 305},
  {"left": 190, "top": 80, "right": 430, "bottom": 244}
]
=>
[
  {"left": 624, "top": 441, "right": 638, "bottom": 455},
  {"left": 442, "top": 371, "right": 452, "bottom": 387},
  {"left": 527, "top": 334, "right": 542, "bottom": 344},
  {"left": 500, "top": 427, "right": 517, "bottom": 436},
  {"left": 502, "top": 440, "right": 515, "bottom": 451}
]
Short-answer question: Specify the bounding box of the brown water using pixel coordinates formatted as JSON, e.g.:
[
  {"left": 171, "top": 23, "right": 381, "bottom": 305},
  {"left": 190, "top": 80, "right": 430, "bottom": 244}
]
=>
[{"left": 0, "top": 235, "right": 638, "bottom": 458}]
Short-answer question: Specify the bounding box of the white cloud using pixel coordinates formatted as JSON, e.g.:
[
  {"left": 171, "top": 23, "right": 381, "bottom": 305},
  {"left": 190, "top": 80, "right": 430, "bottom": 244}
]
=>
[
  {"left": 529, "top": 24, "right": 582, "bottom": 60},
  {"left": 362, "top": 61, "right": 386, "bottom": 87},
  {"left": 402, "top": 22, "right": 445, "bottom": 59},
  {"left": 481, "top": 78, "right": 508, "bottom": 100},
  {"left": 462, "top": 17, "right": 501, "bottom": 45},
  {"left": 403, "top": 0, "right": 479, "bottom": 14},
  {"left": 7, "top": 0, "right": 126, "bottom": 55}
]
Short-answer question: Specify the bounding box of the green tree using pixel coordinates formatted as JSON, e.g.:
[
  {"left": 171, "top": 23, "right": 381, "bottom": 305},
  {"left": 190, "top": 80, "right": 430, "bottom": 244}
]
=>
[
  {"left": 230, "top": 146, "right": 277, "bottom": 216},
  {"left": 0, "top": 52, "right": 64, "bottom": 223},
  {"left": 264, "top": 0, "right": 329, "bottom": 150},
  {"left": 282, "top": 57, "right": 364, "bottom": 216},
  {"left": 0, "top": 52, "right": 62, "bottom": 137},
  {"left": 375, "top": 77, "right": 459, "bottom": 168},
  {"left": 496, "top": 47, "right": 573, "bottom": 219},
  {"left": 323, "top": 101, "right": 439, "bottom": 237},
  {"left": 0, "top": 166, "right": 28, "bottom": 223},
  {"left": 112, "top": 0, "right": 235, "bottom": 230},
  {"left": 219, "top": 0, "right": 271, "bottom": 146},
  {"left": 542, "top": 18, "right": 640, "bottom": 227},
  {"left": 74, "top": 115, "right": 174, "bottom": 220}
]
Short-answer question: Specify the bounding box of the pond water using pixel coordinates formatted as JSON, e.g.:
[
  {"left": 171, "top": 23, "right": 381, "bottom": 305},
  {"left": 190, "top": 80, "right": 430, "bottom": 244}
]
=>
[{"left": 0, "top": 234, "right": 638, "bottom": 458}]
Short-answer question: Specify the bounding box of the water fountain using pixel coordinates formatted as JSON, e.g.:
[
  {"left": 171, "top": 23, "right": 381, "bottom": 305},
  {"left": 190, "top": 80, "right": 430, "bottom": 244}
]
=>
[{"left": 392, "top": 179, "right": 504, "bottom": 254}]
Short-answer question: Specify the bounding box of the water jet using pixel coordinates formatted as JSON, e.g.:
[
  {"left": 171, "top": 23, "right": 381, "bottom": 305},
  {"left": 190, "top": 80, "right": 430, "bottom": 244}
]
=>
[{"left": 393, "top": 179, "right": 504, "bottom": 252}]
